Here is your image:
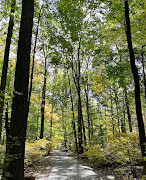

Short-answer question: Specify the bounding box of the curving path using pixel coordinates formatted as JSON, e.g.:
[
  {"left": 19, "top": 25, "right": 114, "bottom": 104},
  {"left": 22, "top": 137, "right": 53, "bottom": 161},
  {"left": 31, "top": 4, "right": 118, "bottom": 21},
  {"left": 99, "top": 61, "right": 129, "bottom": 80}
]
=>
[{"left": 47, "top": 150, "right": 115, "bottom": 180}]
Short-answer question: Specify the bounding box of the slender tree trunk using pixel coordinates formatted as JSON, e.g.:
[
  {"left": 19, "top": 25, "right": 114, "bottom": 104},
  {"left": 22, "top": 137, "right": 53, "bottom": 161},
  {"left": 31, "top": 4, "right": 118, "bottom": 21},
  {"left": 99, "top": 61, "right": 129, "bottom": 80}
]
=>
[
  {"left": 85, "top": 88, "right": 91, "bottom": 141},
  {"left": 5, "top": 102, "right": 9, "bottom": 138},
  {"left": 27, "top": 6, "right": 42, "bottom": 134},
  {"left": 2, "top": 0, "right": 34, "bottom": 179},
  {"left": 110, "top": 90, "right": 115, "bottom": 134},
  {"left": 0, "top": 0, "right": 16, "bottom": 141},
  {"left": 77, "top": 87, "right": 83, "bottom": 154},
  {"left": 67, "top": 71, "right": 78, "bottom": 152},
  {"left": 28, "top": 6, "right": 42, "bottom": 103},
  {"left": 40, "top": 56, "right": 47, "bottom": 139},
  {"left": 62, "top": 110, "right": 67, "bottom": 149},
  {"left": 124, "top": 89, "right": 132, "bottom": 132},
  {"left": 114, "top": 88, "right": 120, "bottom": 132},
  {"left": 75, "top": 39, "right": 83, "bottom": 154},
  {"left": 82, "top": 117, "right": 87, "bottom": 146},
  {"left": 121, "top": 94, "right": 126, "bottom": 133},
  {"left": 125, "top": 0, "right": 146, "bottom": 174},
  {"left": 50, "top": 105, "right": 53, "bottom": 140},
  {"left": 141, "top": 46, "right": 146, "bottom": 98}
]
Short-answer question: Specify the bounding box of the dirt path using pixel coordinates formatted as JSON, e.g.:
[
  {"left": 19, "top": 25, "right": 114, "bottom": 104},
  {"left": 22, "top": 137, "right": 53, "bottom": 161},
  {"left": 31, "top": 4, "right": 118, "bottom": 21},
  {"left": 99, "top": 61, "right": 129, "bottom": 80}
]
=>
[{"left": 47, "top": 150, "right": 115, "bottom": 180}]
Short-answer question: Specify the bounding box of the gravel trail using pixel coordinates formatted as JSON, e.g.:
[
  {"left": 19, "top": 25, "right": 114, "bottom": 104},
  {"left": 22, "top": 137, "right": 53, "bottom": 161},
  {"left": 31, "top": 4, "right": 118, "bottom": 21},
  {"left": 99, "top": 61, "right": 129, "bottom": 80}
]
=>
[{"left": 47, "top": 150, "right": 115, "bottom": 180}]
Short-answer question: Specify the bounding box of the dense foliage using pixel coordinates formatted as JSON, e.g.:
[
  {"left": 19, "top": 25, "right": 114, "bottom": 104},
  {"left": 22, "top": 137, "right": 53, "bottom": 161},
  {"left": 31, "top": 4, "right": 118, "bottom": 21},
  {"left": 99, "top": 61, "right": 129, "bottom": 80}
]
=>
[{"left": 0, "top": 0, "right": 145, "bottom": 179}]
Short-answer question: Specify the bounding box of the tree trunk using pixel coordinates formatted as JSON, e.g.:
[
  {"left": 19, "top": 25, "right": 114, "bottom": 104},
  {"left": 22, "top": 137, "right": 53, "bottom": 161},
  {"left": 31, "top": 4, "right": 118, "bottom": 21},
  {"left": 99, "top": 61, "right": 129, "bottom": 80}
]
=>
[
  {"left": 2, "top": 0, "right": 34, "bottom": 179},
  {"left": 85, "top": 88, "right": 91, "bottom": 141},
  {"left": 5, "top": 102, "right": 9, "bottom": 138},
  {"left": 141, "top": 46, "right": 146, "bottom": 98},
  {"left": 50, "top": 105, "right": 53, "bottom": 140},
  {"left": 77, "top": 85, "right": 83, "bottom": 154},
  {"left": 62, "top": 110, "right": 67, "bottom": 149},
  {"left": 121, "top": 94, "right": 126, "bottom": 133},
  {"left": 114, "top": 87, "right": 120, "bottom": 132},
  {"left": 72, "top": 38, "right": 83, "bottom": 154},
  {"left": 67, "top": 71, "right": 78, "bottom": 153},
  {"left": 124, "top": 89, "right": 132, "bottom": 132},
  {"left": 40, "top": 56, "right": 47, "bottom": 139},
  {"left": 125, "top": 0, "right": 146, "bottom": 174},
  {"left": 28, "top": 6, "right": 42, "bottom": 103},
  {"left": 82, "top": 117, "right": 87, "bottom": 146},
  {"left": 0, "top": 0, "right": 16, "bottom": 141},
  {"left": 110, "top": 90, "right": 115, "bottom": 134}
]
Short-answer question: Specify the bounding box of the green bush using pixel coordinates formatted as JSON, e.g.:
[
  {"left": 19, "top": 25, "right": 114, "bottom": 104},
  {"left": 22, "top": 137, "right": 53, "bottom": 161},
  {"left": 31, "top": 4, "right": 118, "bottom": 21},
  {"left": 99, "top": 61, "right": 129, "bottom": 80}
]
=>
[
  {"left": 0, "top": 144, "right": 6, "bottom": 169},
  {"left": 25, "top": 139, "right": 48, "bottom": 165},
  {"left": 81, "top": 133, "right": 142, "bottom": 166}
]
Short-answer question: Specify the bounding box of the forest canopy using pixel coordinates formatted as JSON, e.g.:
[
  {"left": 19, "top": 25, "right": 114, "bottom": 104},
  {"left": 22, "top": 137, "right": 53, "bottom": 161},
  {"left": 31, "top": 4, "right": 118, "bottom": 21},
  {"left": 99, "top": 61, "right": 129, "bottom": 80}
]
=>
[{"left": 0, "top": 0, "right": 145, "bottom": 179}]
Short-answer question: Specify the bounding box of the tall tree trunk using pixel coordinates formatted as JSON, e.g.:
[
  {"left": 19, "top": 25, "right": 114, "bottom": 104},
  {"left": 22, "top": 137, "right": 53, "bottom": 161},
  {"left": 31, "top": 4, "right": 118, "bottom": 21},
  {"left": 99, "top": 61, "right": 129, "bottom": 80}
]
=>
[
  {"left": 2, "top": 0, "right": 34, "bottom": 179},
  {"left": 35, "top": 109, "right": 39, "bottom": 140},
  {"left": 62, "top": 110, "right": 67, "bottom": 149},
  {"left": 85, "top": 87, "right": 91, "bottom": 141},
  {"left": 141, "top": 46, "right": 146, "bottom": 98},
  {"left": 114, "top": 87, "right": 120, "bottom": 132},
  {"left": 125, "top": 0, "right": 146, "bottom": 174},
  {"left": 67, "top": 71, "right": 78, "bottom": 153},
  {"left": 124, "top": 89, "right": 132, "bottom": 132},
  {"left": 121, "top": 94, "right": 126, "bottom": 133},
  {"left": 5, "top": 102, "right": 9, "bottom": 138},
  {"left": 0, "top": 0, "right": 16, "bottom": 141},
  {"left": 40, "top": 56, "right": 47, "bottom": 139},
  {"left": 77, "top": 39, "right": 84, "bottom": 153},
  {"left": 77, "top": 84, "right": 83, "bottom": 154},
  {"left": 72, "top": 38, "right": 83, "bottom": 154},
  {"left": 50, "top": 105, "right": 53, "bottom": 140},
  {"left": 28, "top": 6, "right": 42, "bottom": 103},
  {"left": 110, "top": 90, "right": 115, "bottom": 134},
  {"left": 82, "top": 117, "right": 87, "bottom": 146},
  {"left": 27, "top": 6, "right": 42, "bottom": 134}
]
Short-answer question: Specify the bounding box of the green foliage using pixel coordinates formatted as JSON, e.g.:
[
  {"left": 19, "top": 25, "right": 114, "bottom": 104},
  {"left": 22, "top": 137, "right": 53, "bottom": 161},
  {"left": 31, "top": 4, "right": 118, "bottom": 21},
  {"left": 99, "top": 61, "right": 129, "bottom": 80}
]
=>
[
  {"left": 25, "top": 139, "right": 48, "bottom": 165},
  {"left": 81, "top": 133, "right": 142, "bottom": 166},
  {"left": 0, "top": 144, "right": 6, "bottom": 169},
  {"left": 46, "top": 138, "right": 57, "bottom": 154}
]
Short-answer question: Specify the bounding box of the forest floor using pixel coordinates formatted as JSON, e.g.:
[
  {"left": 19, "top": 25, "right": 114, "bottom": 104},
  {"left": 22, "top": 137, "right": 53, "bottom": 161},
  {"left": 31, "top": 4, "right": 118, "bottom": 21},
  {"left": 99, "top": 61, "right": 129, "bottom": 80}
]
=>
[{"left": 24, "top": 150, "right": 143, "bottom": 180}]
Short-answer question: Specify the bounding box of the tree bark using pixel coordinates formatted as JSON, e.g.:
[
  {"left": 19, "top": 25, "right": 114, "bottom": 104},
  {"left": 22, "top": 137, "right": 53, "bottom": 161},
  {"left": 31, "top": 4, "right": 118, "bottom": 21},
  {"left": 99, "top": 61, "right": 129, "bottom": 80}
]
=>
[
  {"left": 2, "top": 0, "right": 34, "bottom": 179},
  {"left": 50, "top": 104, "right": 53, "bottom": 140},
  {"left": 124, "top": 89, "right": 132, "bottom": 132},
  {"left": 125, "top": 0, "right": 146, "bottom": 174},
  {"left": 40, "top": 55, "right": 47, "bottom": 139},
  {"left": 85, "top": 87, "right": 91, "bottom": 142},
  {"left": 110, "top": 90, "right": 115, "bottom": 134},
  {"left": 72, "top": 39, "right": 84, "bottom": 154},
  {"left": 114, "top": 87, "right": 120, "bottom": 132},
  {"left": 82, "top": 116, "right": 87, "bottom": 146},
  {"left": 141, "top": 46, "right": 146, "bottom": 98},
  {"left": 0, "top": 0, "right": 16, "bottom": 141},
  {"left": 76, "top": 39, "right": 84, "bottom": 153},
  {"left": 67, "top": 71, "right": 78, "bottom": 153},
  {"left": 5, "top": 102, "right": 9, "bottom": 138},
  {"left": 62, "top": 110, "right": 67, "bottom": 149},
  {"left": 121, "top": 94, "right": 126, "bottom": 133},
  {"left": 28, "top": 6, "right": 42, "bottom": 103}
]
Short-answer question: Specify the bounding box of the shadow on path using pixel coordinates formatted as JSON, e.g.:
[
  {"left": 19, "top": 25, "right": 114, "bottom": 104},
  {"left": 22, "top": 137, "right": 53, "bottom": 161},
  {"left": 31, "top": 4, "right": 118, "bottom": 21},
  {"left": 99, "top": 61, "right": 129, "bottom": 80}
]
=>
[{"left": 48, "top": 150, "right": 115, "bottom": 180}]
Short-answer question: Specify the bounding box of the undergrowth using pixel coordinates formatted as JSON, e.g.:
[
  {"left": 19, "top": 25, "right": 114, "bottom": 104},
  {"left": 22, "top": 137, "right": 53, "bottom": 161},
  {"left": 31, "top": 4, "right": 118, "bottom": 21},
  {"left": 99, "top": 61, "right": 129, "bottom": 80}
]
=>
[{"left": 80, "top": 133, "right": 142, "bottom": 167}]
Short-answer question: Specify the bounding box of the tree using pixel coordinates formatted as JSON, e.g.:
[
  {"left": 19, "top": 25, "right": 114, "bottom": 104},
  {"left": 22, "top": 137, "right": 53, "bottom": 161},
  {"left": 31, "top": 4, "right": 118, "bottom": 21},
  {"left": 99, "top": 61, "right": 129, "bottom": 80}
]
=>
[
  {"left": 40, "top": 52, "right": 47, "bottom": 139},
  {"left": 0, "top": 0, "right": 16, "bottom": 141},
  {"left": 2, "top": 0, "right": 34, "bottom": 179},
  {"left": 124, "top": 0, "right": 146, "bottom": 174},
  {"left": 67, "top": 70, "right": 78, "bottom": 152}
]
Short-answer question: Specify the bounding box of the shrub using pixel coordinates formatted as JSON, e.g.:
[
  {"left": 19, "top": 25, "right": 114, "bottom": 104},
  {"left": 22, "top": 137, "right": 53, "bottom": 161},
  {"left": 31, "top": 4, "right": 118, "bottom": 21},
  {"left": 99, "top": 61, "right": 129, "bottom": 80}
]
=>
[
  {"left": 81, "top": 133, "right": 142, "bottom": 167},
  {"left": 25, "top": 139, "right": 48, "bottom": 165},
  {"left": 0, "top": 144, "right": 6, "bottom": 169}
]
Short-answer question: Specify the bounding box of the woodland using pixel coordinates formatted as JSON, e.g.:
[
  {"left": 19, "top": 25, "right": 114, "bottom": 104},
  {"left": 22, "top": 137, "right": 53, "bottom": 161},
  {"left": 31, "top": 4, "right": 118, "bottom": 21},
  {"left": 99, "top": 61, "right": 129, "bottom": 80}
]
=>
[{"left": 0, "top": 0, "right": 146, "bottom": 179}]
